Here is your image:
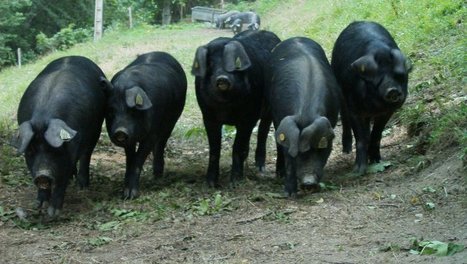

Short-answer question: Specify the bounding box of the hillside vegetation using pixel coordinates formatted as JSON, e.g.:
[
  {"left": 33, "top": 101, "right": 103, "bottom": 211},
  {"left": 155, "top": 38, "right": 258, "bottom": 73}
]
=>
[{"left": 0, "top": 0, "right": 465, "bottom": 263}]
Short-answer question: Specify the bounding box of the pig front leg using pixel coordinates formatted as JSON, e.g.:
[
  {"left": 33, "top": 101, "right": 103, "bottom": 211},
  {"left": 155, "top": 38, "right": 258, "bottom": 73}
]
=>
[
  {"left": 351, "top": 115, "right": 371, "bottom": 175},
  {"left": 230, "top": 123, "right": 254, "bottom": 186},
  {"left": 205, "top": 120, "right": 222, "bottom": 188},
  {"left": 123, "top": 142, "right": 153, "bottom": 199},
  {"left": 369, "top": 113, "right": 392, "bottom": 164}
]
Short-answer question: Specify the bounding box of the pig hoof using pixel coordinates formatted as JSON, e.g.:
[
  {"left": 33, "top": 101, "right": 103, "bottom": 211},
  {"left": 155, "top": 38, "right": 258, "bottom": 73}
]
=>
[
  {"left": 47, "top": 206, "right": 60, "bottom": 218},
  {"left": 153, "top": 172, "right": 163, "bottom": 179},
  {"left": 284, "top": 191, "right": 298, "bottom": 199},
  {"left": 207, "top": 180, "right": 219, "bottom": 188},
  {"left": 352, "top": 165, "right": 367, "bottom": 176},
  {"left": 123, "top": 188, "right": 139, "bottom": 200},
  {"left": 35, "top": 200, "right": 43, "bottom": 209},
  {"left": 229, "top": 181, "right": 239, "bottom": 189},
  {"left": 256, "top": 165, "right": 266, "bottom": 173}
]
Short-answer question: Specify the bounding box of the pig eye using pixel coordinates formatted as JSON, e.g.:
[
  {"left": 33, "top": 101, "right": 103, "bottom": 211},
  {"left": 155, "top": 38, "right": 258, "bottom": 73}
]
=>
[{"left": 394, "top": 73, "right": 407, "bottom": 82}]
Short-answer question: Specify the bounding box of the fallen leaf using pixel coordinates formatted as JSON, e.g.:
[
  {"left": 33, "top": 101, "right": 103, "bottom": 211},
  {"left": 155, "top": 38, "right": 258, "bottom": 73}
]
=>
[
  {"left": 315, "top": 198, "right": 324, "bottom": 204},
  {"left": 367, "top": 161, "right": 392, "bottom": 173}
]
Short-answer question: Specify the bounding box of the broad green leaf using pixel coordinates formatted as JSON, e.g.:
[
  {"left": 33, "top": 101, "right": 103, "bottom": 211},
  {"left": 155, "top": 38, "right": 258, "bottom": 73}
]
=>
[
  {"left": 447, "top": 243, "right": 465, "bottom": 256},
  {"left": 367, "top": 161, "right": 392, "bottom": 173},
  {"left": 411, "top": 240, "right": 465, "bottom": 256},
  {"left": 214, "top": 193, "right": 223, "bottom": 209}
]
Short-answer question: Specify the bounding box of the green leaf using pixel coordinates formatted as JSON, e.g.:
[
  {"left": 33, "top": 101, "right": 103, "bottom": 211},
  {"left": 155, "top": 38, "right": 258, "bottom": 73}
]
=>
[
  {"left": 97, "top": 220, "right": 121, "bottom": 231},
  {"left": 447, "top": 243, "right": 465, "bottom": 256},
  {"left": 367, "top": 161, "right": 392, "bottom": 174},
  {"left": 420, "top": 241, "right": 448, "bottom": 256},
  {"left": 214, "top": 193, "right": 223, "bottom": 209},
  {"left": 319, "top": 182, "right": 339, "bottom": 190},
  {"left": 88, "top": 236, "right": 112, "bottom": 247},
  {"left": 411, "top": 240, "right": 465, "bottom": 256},
  {"left": 425, "top": 202, "right": 436, "bottom": 210},
  {"left": 422, "top": 186, "right": 436, "bottom": 193}
]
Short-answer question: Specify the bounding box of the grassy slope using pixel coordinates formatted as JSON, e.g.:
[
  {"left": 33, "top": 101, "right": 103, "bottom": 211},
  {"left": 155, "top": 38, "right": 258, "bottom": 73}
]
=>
[{"left": 1, "top": 0, "right": 464, "bottom": 154}]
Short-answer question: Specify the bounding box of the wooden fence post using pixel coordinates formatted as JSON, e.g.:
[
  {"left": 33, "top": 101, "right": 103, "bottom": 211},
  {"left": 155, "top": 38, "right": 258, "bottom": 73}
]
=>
[
  {"left": 94, "top": 0, "right": 103, "bottom": 42},
  {"left": 17, "top": 48, "right": 21, "bottom": 68},
  {"left": 128, "top": 7, "right": 133, "bottom": 28}
]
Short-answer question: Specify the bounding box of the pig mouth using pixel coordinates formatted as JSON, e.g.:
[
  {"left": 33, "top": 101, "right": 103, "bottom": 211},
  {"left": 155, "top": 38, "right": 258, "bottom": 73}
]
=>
[
  {"left": 299, "top": 174, "right": 320, "bottom": 192},
  {"left": 33, "top": 175, "right": 54, "bottom": 190}
]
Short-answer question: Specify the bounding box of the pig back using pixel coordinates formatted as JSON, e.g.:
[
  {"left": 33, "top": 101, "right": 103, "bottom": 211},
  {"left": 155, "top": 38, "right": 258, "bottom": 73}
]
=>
[{"left": 18, "top": 56, "right": 107, "bottom": 141}]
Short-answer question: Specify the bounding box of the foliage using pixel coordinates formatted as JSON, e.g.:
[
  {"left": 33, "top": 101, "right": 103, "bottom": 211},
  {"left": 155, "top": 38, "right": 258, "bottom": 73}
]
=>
[
  {"left": 36, "top": 24, "right": 92, "bottom": 54},
  {"left": 0, "top": 0, "right": 31, "bottom": 68},
  {"left": 410, "top": 239, "right": 465, "bottom": 256},
  {"left": 0, "top": 0, "right": 231, "bottom": 69},
  {"left": 190, "top": 192, "right": 232, "bottom": 216}
]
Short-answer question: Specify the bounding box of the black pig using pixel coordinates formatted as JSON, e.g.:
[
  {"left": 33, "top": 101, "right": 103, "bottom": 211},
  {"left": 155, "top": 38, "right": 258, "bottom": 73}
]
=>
[
  {"left": 267, "top": 37, "right": 341, "bottom": 197},
  {"left": 15, "top": 56, "right": 107, "bottom": 217},
  {"left": 105, "top": 51, "right": 187, "bottom": 199},
  {"left": 192, "top": 30, "right": 280, "bottom": 187},
  {"left": 331, "top": 21, "right": 411, "bottom": 175}
]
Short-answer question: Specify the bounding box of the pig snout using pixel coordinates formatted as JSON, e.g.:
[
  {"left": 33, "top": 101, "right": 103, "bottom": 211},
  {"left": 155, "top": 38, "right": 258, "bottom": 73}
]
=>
[
  {"left": 216, "top": 75, "right": 231, "bottom": 91},
  {"left": 301, "top": 174, "right": 318, "bottom": 186},
  {"left": 113, "top": 127, "right": 129, "bottom": 145},
  {"left": 33, "top": 169, "right": 54, "bottom": 190},
  {"left": 384, "top": 88, "right": 403, "bottom": 103}
]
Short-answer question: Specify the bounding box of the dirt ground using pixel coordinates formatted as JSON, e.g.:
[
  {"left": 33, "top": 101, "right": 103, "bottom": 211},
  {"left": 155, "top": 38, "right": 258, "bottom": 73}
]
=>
[
  {"left": 0, "top": 25, "right": 466, "bottom": 263},
  {"left": 1, "top": 115, "right": 466, "bottom": 264}
]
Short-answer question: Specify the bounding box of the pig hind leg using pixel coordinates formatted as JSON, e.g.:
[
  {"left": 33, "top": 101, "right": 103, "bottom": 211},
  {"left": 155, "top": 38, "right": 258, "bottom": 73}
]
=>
[
  {"left": 255, "top": 116, "right": 272, "bottom": 172},
  {"left": 76, "top": 149, "right": 93, "bottom": 189},
  {"left": 152, "top": 122, "right": 178, "bottom": 178},
  {"left": 340, "top": 104, "right": 353, "bottom": 154},
  {"left": 275, "top": 143, "right": 285, "bottom": 178}
]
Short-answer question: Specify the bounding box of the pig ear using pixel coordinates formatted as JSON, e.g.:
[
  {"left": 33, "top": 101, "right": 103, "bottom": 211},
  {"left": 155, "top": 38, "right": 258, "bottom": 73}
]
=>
[
  {"left": 275, "top": 116, "right": 300, "bottom": 158},
  {"left": 125, "top": 86, "right": 152, "bottom": 110},
  {"left": 15, "top": 121, "right": 35, "bottom": 154},
  {"left": 99, "top": 76, "right": 113, "bottom": 92},
  {"left": 391, "top": 49, "right": 412, "bottom": 74},
  {"left": 223, "top": 40, "right": 251, "bottom": 72},
  {"left": 351, "top": 55, "right": 378, "bottom": 78},
  {"left": 192, "top": 46, "right": 207, "bottom": 77},
  {"left": 299, "top": 116, "right": 334, "bottom": 153},
  {"left": 44, "top": 119, "right": 77, "bottom": 148}
]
